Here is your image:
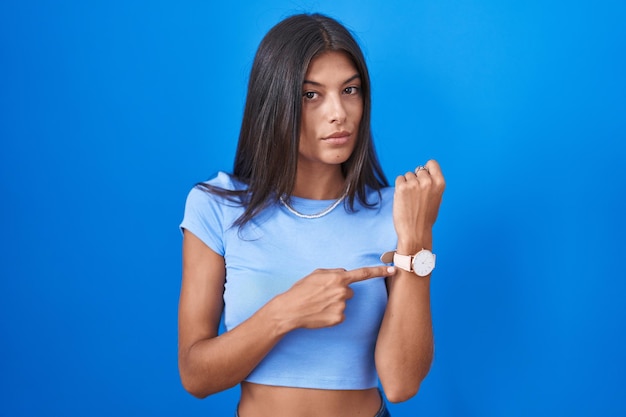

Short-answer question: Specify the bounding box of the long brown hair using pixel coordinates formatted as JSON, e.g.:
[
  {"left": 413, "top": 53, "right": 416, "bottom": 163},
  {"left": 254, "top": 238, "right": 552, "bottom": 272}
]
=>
[{"left": 200, "top": 13, "right": 388, "bottom": 226}]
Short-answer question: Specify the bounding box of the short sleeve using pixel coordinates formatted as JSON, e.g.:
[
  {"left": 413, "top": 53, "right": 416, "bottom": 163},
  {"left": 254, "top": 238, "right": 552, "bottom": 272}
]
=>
[
  {"left": 179, "top": 172, "right": 247, "bottom": 255},
  {"left": 179, "top": 186, "right": 226, "bottom": 255}
]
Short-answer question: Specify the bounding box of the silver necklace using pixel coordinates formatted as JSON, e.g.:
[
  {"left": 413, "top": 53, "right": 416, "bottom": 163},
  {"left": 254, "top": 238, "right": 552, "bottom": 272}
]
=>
[{"left": 279, "top": 192, "right": 347, "bottom": 219}]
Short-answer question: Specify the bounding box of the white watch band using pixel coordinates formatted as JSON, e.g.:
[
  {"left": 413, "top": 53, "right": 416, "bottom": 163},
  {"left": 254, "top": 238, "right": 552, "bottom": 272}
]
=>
[
  {"left": 392, "top": 253, "right": 413, "bottom": 272},
  {"left": 380, "top": 249, "right": 436, "bottom": 276}
]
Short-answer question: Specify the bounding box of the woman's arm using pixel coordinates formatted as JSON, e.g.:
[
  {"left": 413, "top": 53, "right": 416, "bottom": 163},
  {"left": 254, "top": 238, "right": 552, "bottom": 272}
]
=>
[
  {"left": 375, "top": 160, "right": 445, "bottom": 403},
  {"left": 178, "top": 230, "right": 287, "bottom": 398},
  {"left": 178, "top": 230, "right": 395, "bottom": 398}
]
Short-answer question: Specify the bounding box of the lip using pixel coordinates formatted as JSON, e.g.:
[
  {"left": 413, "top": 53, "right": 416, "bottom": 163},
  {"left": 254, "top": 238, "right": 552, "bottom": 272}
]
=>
[{"left": 322, "top": 131, "right": 351, "bottom": 144}]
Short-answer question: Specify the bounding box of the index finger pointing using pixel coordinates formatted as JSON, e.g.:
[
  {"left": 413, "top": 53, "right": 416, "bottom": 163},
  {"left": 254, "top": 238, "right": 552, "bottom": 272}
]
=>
[{"left": 344, "top": 265, "right": 396, "bottom": 284}]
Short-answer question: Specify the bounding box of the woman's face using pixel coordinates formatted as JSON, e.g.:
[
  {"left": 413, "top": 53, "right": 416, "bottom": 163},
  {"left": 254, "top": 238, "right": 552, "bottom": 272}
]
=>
[{"left": 298, "top": 51, "right": 363, "bottom": 171}]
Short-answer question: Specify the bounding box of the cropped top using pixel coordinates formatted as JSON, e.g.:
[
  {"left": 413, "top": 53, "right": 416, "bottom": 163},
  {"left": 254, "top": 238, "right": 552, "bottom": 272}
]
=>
[{"left": 180, "top": 172, "right": 397, "bottom": 390}]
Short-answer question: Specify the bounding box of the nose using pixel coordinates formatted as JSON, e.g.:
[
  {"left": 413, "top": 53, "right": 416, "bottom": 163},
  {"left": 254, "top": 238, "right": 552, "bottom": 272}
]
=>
[{"left": 327, "top": 94, "right": 347, "bottom": 124}]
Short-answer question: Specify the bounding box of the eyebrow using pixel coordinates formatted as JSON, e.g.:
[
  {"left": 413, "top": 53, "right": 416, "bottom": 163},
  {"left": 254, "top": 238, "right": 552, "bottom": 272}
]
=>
[{"left": 303, "top": 74, "right": 361, "bottom": 87}]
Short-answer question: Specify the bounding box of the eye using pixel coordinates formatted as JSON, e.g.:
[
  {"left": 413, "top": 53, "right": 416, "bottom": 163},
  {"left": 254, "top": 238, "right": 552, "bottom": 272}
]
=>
[
  {"left": 343, "top": 86, "right": 360, "bottom": 95},
  {"left": 303, "top": 91, "right": 318, "bottom": 100}
]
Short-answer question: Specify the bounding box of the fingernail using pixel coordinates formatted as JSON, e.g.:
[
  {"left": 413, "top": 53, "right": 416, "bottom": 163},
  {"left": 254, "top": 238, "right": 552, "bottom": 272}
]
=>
[{"left": 387, "top": 266, "right": 395, "bottom": 274}]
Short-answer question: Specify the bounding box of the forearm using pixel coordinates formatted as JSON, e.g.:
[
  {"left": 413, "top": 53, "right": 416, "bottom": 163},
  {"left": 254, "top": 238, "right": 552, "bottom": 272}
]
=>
[
  {"left": 179, "top": 262, "right": 396, "bottom": 398},
  {"left": 179, "top": 297, "right": 290, "bottom": 398},
  {"left": 375, "top": 242, "right": 434, "bottom": 402}
]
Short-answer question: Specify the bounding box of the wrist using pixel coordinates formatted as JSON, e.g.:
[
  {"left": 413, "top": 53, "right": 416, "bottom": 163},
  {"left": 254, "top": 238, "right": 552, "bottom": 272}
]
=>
[
  {"left": 395, "top": 249, "right": 436, "bottom": 277},
  {"left": 381, "top": 246, "right": 436, "bottom": 278},
  {"left": 397, "top": 238, "right": 432, "bottom": 254},
  {"left": 263, "top": 295, "right": 296, "bottom": 337}
]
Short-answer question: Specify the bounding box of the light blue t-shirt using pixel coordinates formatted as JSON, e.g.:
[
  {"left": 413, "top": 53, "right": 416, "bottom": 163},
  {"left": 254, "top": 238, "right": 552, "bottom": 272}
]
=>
[{"left": 180, "top": 172, "right": 397, "bottom": 390}]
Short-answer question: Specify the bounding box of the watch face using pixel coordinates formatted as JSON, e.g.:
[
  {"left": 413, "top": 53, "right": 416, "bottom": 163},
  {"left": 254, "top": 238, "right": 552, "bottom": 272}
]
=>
[{"left": 412, "top": 250, "right": 435, "bottom": 276}]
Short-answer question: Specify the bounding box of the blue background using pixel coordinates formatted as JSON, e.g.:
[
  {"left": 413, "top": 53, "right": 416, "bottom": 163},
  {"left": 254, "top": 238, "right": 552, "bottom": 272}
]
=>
[{"left": 1, "top": 1, "right": 625, "bottom": 416}]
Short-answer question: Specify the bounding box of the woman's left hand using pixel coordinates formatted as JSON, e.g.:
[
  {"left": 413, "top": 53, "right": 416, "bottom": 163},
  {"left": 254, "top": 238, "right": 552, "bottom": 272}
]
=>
[{"left": 392, "top": 159, "right": 446, "bottom": 253}]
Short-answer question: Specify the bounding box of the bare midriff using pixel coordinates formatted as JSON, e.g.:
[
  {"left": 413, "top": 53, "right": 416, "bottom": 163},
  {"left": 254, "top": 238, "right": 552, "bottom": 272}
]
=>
[{"left": 238, "top": 382, "right": 382, "bottom": 417}]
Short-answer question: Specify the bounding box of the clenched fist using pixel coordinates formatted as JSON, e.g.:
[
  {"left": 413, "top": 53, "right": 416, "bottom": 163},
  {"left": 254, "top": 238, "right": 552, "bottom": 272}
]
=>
[{"left": 393, "top": 159, "right": 445, "bottom": 254}]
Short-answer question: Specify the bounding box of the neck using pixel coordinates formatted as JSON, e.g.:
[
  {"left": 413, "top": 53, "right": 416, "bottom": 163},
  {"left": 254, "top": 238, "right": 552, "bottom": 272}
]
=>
[{"left": 292, "top": 166, "right": 346, "bottom": 200}]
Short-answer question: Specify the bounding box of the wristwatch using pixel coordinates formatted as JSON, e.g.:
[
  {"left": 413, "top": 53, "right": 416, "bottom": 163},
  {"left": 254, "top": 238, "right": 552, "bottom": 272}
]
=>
[{"left": 380, "top": 249, "right": 436, "bottom": 277}]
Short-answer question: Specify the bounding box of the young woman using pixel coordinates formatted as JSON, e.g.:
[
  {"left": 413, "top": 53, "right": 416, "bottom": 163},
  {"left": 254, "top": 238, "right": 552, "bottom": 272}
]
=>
[{"left": 178, "top": 13, "right": 445, "bottom": 417}]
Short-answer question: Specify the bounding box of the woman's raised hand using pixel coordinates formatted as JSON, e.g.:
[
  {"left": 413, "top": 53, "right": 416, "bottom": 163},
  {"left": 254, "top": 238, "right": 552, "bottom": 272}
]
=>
[
  {"left": 272, "top": 266, "right": 395, "bottom": 331},
  {"left": 393, "top": 159, "right": 446, "bottom": 253}
]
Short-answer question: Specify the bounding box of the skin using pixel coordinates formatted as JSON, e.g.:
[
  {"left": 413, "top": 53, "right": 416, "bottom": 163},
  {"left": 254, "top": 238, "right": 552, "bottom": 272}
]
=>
[
  {"left": 178, "top": 51, "right": 446, "bottom": 417},
  {"left": 294, "top": 51, "right": 362, "bottom": 200}
]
